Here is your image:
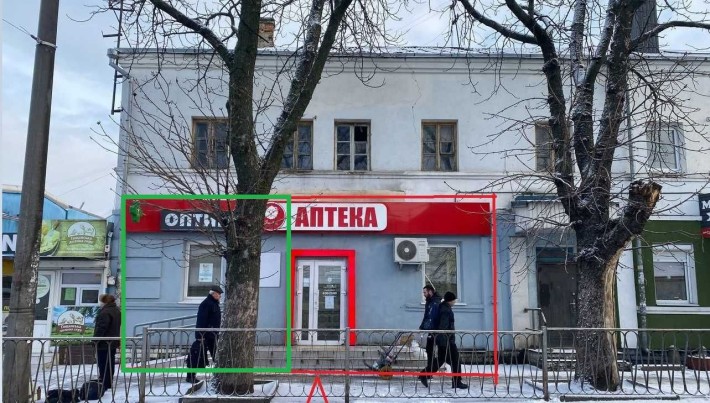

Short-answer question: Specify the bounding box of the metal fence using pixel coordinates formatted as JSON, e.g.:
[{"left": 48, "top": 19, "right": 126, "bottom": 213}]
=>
[{"left": 3, "top": 327, "right": 708, "bottom": 402}]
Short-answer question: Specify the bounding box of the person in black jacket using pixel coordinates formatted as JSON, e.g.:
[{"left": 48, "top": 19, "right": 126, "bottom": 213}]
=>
[
  {"left": 418, "top": 285, "right": 441, "bottom": 387},
  {"left": 185, "top": 285, "right": 223, "bottom": 383},
  {"left": 436, "top": 291, "right": 468, "bottom": 389},
  {"left": 94, "top": 294, "right": 121, "bottom": 391}
]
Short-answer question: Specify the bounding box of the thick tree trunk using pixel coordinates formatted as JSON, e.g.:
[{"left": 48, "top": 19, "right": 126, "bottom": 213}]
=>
[
  {"left": 575, "top": 248, "right": 621, "bottom": 391},
  {"left": 215, "top": 199, "right": 267, "bottom": 394}
]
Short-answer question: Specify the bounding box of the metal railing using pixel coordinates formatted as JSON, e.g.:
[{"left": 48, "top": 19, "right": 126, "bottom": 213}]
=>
[
  {"left": 2, "top": 327, "right": 708, "bottom": 402},
  {"left": 132, "top": 314, "right": 197, "bottom": 337}
]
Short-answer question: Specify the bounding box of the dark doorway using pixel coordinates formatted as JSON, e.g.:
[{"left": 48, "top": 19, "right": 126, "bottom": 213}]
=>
[{"left": 536, "top": 248, "right": 578, "bottom": 347}]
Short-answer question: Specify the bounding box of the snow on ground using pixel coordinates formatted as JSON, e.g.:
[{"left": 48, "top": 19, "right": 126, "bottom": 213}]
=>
[{"left": 33, "top": 362, "right": 710, "bottom": 402}]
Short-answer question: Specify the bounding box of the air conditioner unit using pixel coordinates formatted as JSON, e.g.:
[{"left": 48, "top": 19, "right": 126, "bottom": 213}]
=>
[{"left": 394, "top": 238, "right": 429, "bottom": 264}]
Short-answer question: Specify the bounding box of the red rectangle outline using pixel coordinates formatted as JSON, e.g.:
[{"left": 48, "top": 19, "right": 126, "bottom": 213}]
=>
[{"left": 288, "top": 194, "right": 498, "bottom": 383}]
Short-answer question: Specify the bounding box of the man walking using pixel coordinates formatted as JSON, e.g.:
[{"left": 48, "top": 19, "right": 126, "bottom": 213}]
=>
[
  {"left": 418, "top": 284, "right": 441, "bottom": 387},
  {"left": 436, "top": 291, "right": 468, "bottom": 389},
  {"left": 185, "top": 285, "right": 222, "bottom": 383}
]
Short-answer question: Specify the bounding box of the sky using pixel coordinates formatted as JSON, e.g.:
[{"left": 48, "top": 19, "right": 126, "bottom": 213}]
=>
[{"left": 1, "top": 1, "right": 708, "bottom": 219}]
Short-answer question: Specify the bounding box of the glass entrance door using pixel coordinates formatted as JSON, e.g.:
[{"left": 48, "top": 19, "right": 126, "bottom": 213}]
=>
[{"left": 296, "top": 259, "right": 346, "bottom": 345}]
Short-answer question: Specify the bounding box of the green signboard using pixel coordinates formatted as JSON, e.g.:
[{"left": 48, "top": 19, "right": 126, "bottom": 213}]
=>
[
  {"left": 2, "top": 220, "right": 107, "bottom": 258},
  {"left": 51, "top": 305, "right": 100, "bottom": 337}
]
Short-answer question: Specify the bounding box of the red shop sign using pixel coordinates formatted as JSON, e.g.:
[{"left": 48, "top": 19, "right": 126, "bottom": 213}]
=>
[{"left": 124, "top": 199, "right": 491, "bottom": 236}]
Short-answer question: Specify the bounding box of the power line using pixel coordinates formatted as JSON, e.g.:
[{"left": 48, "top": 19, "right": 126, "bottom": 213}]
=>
[
  {"left": 2, "top": 18, "right": 32, "bottom": 38},
  {"left": 57, "top": 172, "right": 113, "bottom": 197}
]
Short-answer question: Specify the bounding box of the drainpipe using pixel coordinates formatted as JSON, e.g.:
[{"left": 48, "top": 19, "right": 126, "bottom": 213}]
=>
[{"left": 626, "top": 91, "right": 649, "bottom": 353}]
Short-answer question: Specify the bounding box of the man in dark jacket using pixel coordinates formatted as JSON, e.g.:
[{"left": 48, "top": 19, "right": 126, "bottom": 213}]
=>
[
  {"left": 185, "top": 285, "right": 223, "bottom": 383},
  {"left": 418, "top": 285, "right": 441, "bottom": 387},
  {"left": 435, "top": 291, "right": 468, "bottom": 389},
  {"left": 94, "top": 294, "right": 121, "bottom": 391}
]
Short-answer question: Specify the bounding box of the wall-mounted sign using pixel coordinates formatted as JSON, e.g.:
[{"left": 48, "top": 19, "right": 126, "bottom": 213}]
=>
[
  {"left": 700, "top": 193, "right": 710, "bottom": 238},
  {"left": 2, "top": 220, "right": 107, "bottom": 258},
  {"left": 126, "top": 199, "right": 492, "bottom": 236}
]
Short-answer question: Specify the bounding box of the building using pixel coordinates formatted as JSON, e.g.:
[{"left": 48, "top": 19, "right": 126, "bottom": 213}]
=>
[
  {"left": 2, "top": 186, "right": 113, "bottom": 337},
  {"left": 109, "top": 47, "right": 710, "bottom": 350}
]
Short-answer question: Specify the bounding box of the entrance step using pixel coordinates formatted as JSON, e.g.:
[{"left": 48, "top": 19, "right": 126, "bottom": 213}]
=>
[
  {"left": 527, "top": 348, "right": 632, "bottom": 371},
  {"left": 126, "top": 345, "right": 428, "bottom": 371}
]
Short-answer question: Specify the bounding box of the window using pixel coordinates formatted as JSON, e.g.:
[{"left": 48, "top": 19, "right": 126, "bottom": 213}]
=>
[
  {"left": 653, "top": 244, "right": 697, "bottom": 305},
  {"left": 535, "top": 122, "right": 555, "bottom": 171},
  {"left": 335, "top": 123, "right": 369, "bottom": 171},
  {"left": 282, "top": 122, "right": 313, "bottom": 170},
  {"left": 423, "top": 245, "right": 459, "bottom": 300},
  {"left": 193, "top": 118, "right": 229, "bottom": 169},
  {"left": 186, "top": 244, "right": 224, "bottom": 298},
  {"left": 60, "top": 272, "right": 102, "bottom": 306},
  {"left": 648, "top": 123, "right": 684, "bottom": 171},
  {"left": 422, "top": 122, "right": 457, "bottom": 171}
]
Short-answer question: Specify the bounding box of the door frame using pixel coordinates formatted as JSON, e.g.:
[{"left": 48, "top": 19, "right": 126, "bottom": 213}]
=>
[
  {"left": 291, "top": 250, "right": 357, "bottom": 345},
  {"left": 295, "top": 259, "right": 347, "bottom": 345},
  {"left": 34, "top": 271, "right": 56, "bottom": 338}
]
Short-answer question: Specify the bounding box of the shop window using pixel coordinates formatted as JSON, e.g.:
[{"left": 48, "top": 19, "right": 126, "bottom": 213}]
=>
[
  {"left": 186, "top": 244, "right": 224, "bottom": 299},
  {"left": 648, "top": 122, "right": 684, "bottom": 171},
  {"left": 60, "top": 272, "right": 102, "bottom": 306},
  {"left": 653, "top": 244, "right": 697, "bottom": 305},
  {"left": 282, "top": 121, "right": 313, "bottom": 170},
  {"left": 423, "top": 245, "right": 459, "bottom": 300},
  {"left": 422, "top": 122, "right": 457, "bottom": 171},
  {"left": 193, "top": 118, "right": 229, "bottom": 169},
  {"left": 335, "top": 122, "right": 370, "bottom": 171}
]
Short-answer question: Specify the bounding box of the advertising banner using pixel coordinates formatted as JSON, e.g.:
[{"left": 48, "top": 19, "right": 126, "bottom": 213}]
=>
[
  {"left": 51, "top": 305, "right": 101, "bottom": 337},
  {"left": 700, "top": 193, "right": 710, "bottom": 238},
  {"left": 2, "top": 220, "right": 107, "bottom": 258}
]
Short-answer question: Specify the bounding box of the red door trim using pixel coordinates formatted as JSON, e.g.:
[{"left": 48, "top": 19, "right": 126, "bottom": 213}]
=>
[{"left": 291, "top": 249, "right": 357, "bottom": 345}]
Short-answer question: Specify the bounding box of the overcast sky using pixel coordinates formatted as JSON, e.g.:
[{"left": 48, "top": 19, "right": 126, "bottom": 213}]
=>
[{"left": 2, "top": 1, "right": 708, "bottom": 219}]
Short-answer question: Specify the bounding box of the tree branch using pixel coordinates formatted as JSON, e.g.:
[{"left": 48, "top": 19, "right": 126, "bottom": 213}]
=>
[
  {"left": 230, "top": 0, "right": 263, "bottom": 193},
  {"left": 148, "top": 0, "right": 233, "bottom": 65},
  {"left": 603, "top": 180, "right": 662, "bottom": 254},
  {"left": 457, "top": 0, "right": 538, "bottom": 44},
  {"left": 261, "top": 0, "right": 355, "bottom": 185},
  {"left": 631, "top": 21, "right": 710, "bottom": 51}
]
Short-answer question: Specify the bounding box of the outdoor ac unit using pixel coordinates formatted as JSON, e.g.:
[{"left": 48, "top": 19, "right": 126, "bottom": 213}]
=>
[{"left": 394, "top": 238, "right": 429, "bottom": 263}]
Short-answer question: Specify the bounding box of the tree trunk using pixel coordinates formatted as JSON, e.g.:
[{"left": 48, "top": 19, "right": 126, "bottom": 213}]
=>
[
  {"left": 215, "top": 199, "right": 267, "bottom": 394},
  {"left": 575, "top": 248, "right": 621, "bottom": 391}
]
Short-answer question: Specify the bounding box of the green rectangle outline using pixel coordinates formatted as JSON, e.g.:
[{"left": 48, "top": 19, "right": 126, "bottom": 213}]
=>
[{"left": 120, "top": 193, "right": 292, "bottom": 374}]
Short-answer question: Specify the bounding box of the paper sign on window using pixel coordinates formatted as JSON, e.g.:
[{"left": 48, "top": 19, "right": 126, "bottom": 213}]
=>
[
  {"left": 199, "top": 263, "right": 213, "bottom": 283},
  {"left": 325, "top": 296, "right": 335, "bottom": 310}
]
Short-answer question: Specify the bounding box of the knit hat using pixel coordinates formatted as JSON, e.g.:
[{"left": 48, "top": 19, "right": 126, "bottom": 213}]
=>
[
  {"left": 210, "top": 285, "right": 224, "bottom": 294},
  {"left": 444, "top": 291, "right": 457, "bottom": 302}
]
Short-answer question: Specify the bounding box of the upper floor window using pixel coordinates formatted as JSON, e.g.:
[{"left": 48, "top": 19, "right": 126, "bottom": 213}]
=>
[
  {"left": 653, "top": 244, "right": 697, "bottom": 305},
  {"left": 335, "top": 123, "right": 370, "bottom": 171},
  {"left": 282, "top": 122, "right": 313, "bottom": 170},
  {"left": 193, "top": 118, "right": 229, "bottom": 169},
  {"left": 648, "top": 122, "right": 684, "bottom": 171},
  {"left": 535, "top": 122, "right": 555, "bottom": 172},
  {"left": 422, "top": 122, "right": 457, "bottom": 171}
]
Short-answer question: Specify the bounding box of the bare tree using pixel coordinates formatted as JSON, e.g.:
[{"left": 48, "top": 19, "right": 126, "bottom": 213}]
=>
[
  {"left": 449, "top": 0, "right": 710, "bottom": 390},
  {"left": 95, "top": 0, "right": 399, "bottom": 394}
]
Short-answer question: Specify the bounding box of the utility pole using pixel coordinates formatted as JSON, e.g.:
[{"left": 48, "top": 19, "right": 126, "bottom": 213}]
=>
[{"left": 2, "top": 1, "right": 59, "bottom": 402}]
